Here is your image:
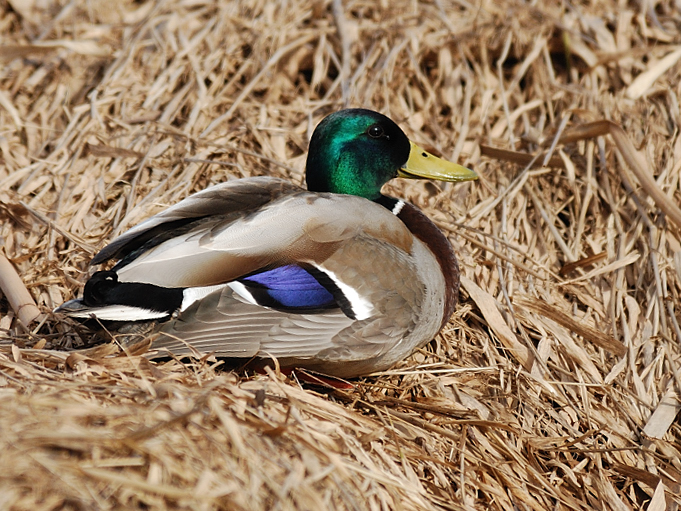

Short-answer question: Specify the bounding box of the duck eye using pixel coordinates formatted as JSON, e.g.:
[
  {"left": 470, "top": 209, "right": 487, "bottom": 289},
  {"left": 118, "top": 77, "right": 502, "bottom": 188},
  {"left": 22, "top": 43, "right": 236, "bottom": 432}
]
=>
[{"left": 367, "top": 124, "right": 384, "bottom": 139}]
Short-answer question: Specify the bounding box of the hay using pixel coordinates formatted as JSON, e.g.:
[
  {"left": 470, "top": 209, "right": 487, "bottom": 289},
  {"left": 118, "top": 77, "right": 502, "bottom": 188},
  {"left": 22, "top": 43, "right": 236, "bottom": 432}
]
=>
[{"left": 1, "top": 0, "right": 680, "bottom": 508}]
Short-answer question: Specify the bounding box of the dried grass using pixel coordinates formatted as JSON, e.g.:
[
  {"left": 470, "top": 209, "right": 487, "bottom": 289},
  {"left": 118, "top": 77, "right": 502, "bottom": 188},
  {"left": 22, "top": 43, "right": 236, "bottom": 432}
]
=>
[{"left": 1, "top": 0, "right": 680, "bottom": 509}]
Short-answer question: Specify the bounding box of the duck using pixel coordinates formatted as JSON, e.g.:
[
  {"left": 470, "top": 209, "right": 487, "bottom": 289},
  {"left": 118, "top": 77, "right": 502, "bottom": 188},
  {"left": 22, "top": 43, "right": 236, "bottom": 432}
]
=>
[{"left": 55, "top": 109, "right": 477, "bottom": 378}]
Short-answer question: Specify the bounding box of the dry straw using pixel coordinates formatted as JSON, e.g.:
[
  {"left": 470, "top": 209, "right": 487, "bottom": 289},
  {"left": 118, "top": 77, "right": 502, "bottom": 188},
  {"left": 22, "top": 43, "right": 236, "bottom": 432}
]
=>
[{"left": 1, "top": 0, "right": 680, "bottom": 509}]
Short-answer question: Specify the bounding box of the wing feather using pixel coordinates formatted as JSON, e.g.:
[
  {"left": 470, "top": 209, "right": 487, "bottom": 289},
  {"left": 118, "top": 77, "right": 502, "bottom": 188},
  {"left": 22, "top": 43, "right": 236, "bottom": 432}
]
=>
[
  {"left": 110, "top": 180, "right": 413, "bottom": 288},
  {"left": 93, "top": 177, "right": 300, "bottom": 264},
  {"left": 153, "top": 286, "right": 407, "bottom": 360}
]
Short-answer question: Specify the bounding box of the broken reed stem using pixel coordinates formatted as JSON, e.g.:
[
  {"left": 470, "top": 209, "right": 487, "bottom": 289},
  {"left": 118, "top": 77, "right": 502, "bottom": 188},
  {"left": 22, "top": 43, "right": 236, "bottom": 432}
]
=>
[{"left": 0, "top": 251, "right": 40, "bottom": 326}]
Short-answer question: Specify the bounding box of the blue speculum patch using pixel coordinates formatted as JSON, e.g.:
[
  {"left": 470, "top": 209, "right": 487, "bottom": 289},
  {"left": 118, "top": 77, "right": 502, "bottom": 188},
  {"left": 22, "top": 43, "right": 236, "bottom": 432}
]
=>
[{"left": 240, "top": 265, "right": 336, "bottom": 310}]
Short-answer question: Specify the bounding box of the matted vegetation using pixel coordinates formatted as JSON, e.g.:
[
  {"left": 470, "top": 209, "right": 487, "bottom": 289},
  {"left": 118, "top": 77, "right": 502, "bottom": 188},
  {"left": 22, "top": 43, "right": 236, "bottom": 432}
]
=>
[{"left": 1, "top": 0, "right": 680, "bottom": 509}]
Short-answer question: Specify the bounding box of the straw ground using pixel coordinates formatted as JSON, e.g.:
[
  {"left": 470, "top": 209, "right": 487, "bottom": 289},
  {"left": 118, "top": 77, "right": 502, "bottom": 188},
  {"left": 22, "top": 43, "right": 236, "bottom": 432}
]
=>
[{"left": 1, "top": 0, "right": 680, "bottom": 509}]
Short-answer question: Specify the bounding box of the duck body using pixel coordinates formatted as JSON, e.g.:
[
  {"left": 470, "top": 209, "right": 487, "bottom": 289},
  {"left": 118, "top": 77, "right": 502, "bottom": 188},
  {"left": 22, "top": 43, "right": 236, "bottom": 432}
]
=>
[{"left": 56, "top": 109, "right": 476, "bottom": 377}]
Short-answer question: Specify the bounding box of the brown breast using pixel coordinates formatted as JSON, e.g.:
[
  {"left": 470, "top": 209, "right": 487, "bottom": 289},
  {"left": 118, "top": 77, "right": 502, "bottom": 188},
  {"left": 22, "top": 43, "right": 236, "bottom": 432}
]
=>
[{"left": 397, "top": 202, "right": 459, "bottom": 328}]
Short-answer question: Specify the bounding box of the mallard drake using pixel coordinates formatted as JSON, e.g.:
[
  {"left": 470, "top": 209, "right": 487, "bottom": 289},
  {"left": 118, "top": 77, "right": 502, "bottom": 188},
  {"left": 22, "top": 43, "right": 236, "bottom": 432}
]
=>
[{"left": 56, "top": 109, "right": 477, "bottom": 377}]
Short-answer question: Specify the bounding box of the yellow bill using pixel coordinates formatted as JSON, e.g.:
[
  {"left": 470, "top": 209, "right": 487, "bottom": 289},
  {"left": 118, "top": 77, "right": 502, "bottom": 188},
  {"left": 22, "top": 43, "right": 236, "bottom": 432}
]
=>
[{"left": 398, "top": 141, "right": 477, "bottom": 182}]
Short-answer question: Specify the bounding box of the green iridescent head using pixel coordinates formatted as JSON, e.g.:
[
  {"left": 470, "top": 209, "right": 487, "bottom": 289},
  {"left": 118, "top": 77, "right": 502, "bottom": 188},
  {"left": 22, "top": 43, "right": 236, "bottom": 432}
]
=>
[{"left": 305, "top": 109, "right": 477, "bottom": 201}]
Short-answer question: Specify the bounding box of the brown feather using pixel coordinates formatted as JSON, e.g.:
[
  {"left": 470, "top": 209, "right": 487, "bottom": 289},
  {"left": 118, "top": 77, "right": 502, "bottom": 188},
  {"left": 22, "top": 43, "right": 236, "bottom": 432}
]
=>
[{"left": 397, "top": 202, "right": 459, "bottom": 328}]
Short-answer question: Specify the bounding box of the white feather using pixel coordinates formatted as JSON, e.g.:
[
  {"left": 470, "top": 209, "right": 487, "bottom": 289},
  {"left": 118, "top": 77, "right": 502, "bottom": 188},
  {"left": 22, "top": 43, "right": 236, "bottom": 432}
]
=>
[
  {"left": 391, "top": 200, "right": 405, "bottom": 215},
  {"left": 180, "top": 284, "right": 230, "bottom": 311},
  {"left": 67, "top": 305, "right": 169, "bottom": 321},
  {"left": 313, "top": 265, "right": 374, "bottom": 320}
]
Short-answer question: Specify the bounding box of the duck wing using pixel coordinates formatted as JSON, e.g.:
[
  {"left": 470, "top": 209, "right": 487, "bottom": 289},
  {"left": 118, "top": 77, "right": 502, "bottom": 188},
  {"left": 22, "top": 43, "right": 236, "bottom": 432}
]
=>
[
  {"left": 107, "top": 176, "right": 414, "bottom": 290},
  {"left": 92, "top": 176, "right": 300, "bottom": 267}
]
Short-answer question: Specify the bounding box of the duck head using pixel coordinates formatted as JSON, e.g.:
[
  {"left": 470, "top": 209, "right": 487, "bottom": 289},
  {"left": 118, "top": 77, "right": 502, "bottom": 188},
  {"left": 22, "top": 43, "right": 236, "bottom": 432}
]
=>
[{"left": 305, "top": 108, "right": 477, "bottom": 200}]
